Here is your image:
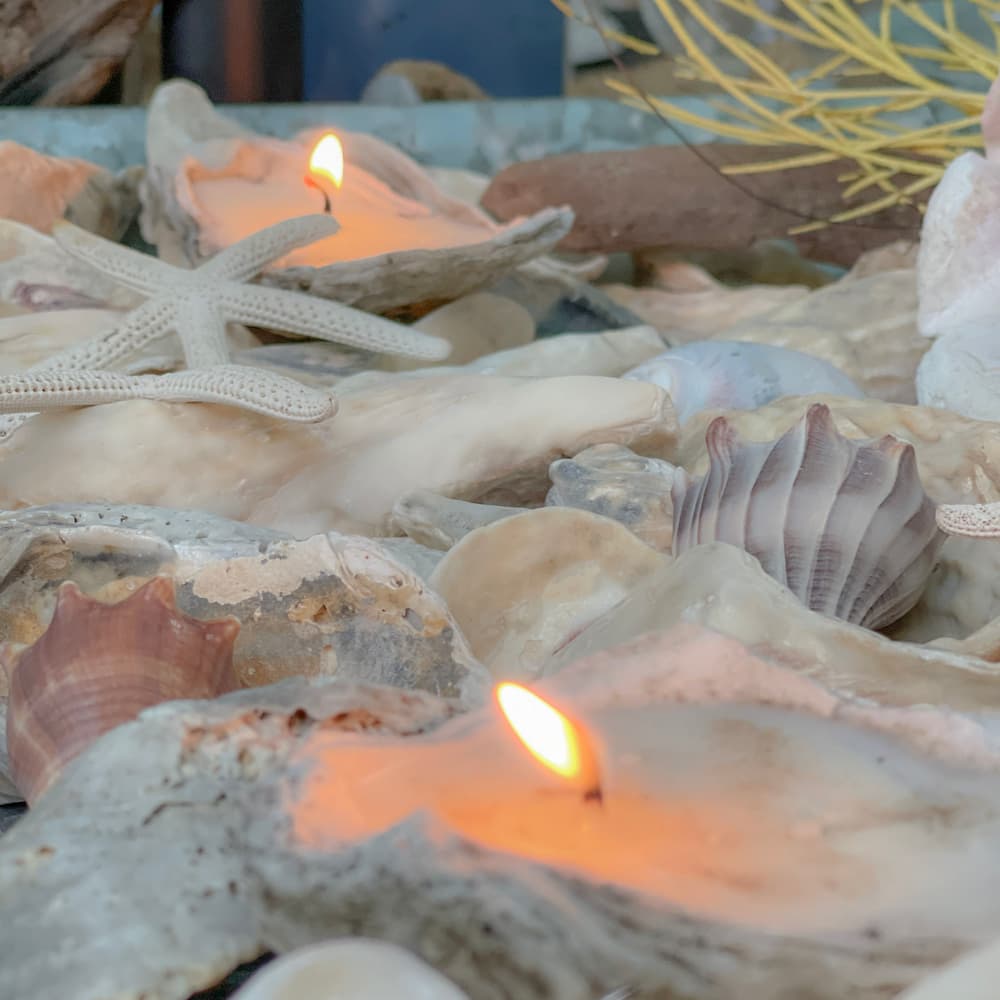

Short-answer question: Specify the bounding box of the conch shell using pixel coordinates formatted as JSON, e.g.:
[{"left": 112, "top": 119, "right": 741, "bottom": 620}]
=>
[
  {"left": 671, "top": 403, "right": 944, "bottom": 630},
  {"left": 3, "top": 575, "right": 239, "bottom": 803}
]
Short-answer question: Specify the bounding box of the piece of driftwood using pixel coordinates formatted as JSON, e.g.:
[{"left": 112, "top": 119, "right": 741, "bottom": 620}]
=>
[
  {"left": 0, "top": 0, "right": 158, "bottom": 105},
  {"left": 480, "top": 145, "right": 927, "bottom": 266}
]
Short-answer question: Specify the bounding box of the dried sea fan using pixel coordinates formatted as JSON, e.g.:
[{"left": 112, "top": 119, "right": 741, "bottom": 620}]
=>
[{"left": 556, "top": 0, "right": 999, "bottom": 227}]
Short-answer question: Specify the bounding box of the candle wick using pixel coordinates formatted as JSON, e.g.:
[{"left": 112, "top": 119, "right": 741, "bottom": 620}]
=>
[
  {"left": 304, "top": 175, "right": 332, "bottom": 215},
  {"left": 583, "top": 784, "right": 604, "bottom": 808}
]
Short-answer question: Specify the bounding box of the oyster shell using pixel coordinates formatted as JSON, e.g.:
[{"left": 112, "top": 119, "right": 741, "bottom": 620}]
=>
[
  {"left": 6, "top": 626, "right": 1000, "bottom": 998},
  {"left": 428, "top": 507, "right": 664, "bottom": 680},
  {"left": 140, "top": 80, "right": 578, "bottom": 317},
  {"left": 0, "top": 374, "right": 674, "bottom": 537},
  {"left": 0, "top": 504, "right": 486, "bottom": 708},
  {"left": 671, "top": 403, "right": 944, "bottom": 630}
]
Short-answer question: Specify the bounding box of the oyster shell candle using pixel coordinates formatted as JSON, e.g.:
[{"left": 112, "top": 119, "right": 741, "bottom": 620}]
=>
[{"left": 140, "top": 81, "right": 579, "bottom": 315}]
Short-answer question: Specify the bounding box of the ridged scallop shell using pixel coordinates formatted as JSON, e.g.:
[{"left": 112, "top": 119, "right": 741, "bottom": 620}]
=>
[
  {"left": 3, "top": 575, "right": 239, "bottom": 803},
  {"left": 671, "top": 403, "right": 944, "bottom": 630}
]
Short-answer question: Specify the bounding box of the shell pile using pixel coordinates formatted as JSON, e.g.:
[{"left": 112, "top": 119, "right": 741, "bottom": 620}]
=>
[{"left": 2, "top": 72, "right": 1000, "bottom": 1000}]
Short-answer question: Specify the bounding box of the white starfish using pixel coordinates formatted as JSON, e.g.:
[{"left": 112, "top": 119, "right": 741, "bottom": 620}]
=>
[
  {"left": 936, "top": 502, "right": 1000, "bottom": 538},
  {"left": 47, "top": 215, "right": 450, "bottom": 368},
  {"left": 0, "top": 367, "right": 338, "bottom": 421},
  {"left": 0, "top": 215, "right": 451, "bottom": 438}
]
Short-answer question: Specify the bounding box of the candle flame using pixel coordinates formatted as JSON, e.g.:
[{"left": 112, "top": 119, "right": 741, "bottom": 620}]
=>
[
  {"left": 309, "top": 134, "right": 344, "bottom": 190},
  {"left": 496, "top": 682, "right": 587, "bottom": 779}
]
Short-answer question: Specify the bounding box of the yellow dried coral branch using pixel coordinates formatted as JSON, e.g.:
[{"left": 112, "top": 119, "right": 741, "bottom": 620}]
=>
[{"left": 556, "top": 0, "right": 998, "bottom": 226}]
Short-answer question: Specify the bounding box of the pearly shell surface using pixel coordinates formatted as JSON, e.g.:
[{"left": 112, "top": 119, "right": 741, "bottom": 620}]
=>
[
  {"left": 624, "top": 340, "right": 864, "bottom": 424},
  {"left": 0, "top": 374, "right": 674, "bottom": 537},
  {"left": 428, "top": 507, "right": 664, "bottom": 680},
  {"left": 671, "top": 403, "right": 944, "bottom": 630},
  {"left": 712, "top": 268, "right": 924, "bottom": 404},
  {"left": 3, "top": 576, "right": 239, "bottom": 803},
  {"left": 232, "top": 940, "right": 469, "bottom": 1000}
]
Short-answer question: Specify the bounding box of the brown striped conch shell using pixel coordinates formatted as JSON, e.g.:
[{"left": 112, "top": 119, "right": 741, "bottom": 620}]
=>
[
  {"left": 3, "top": 575, "right": 239, "bottom": 803},
  {"left": 671, "top": 403, "right": 944, "bottom": 630}
]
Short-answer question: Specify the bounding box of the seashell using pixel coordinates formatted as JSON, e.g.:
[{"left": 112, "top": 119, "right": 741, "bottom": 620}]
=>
[
  {"left": 3, "top": 575, "right": 239, "bottom": 803},
  {"left": 0, "top": 142, "right": 100, "bottom": 235},
  {"left": 624, "top": 340, "right": 864, "bottom": 424},
  {"left": 0, "top": 373, "right": 674, "bottom": 537},
  {"left": 10, "top": 626, "right": 1000, "bottom": 999},
  {"left": 0, "top": 219, "right": 142, "bottom": 312},
  {"left": 389, "top": 490, "right": 522, "bottom": 551},
  {"left": 429, "top": 507, "right": 664, "bottom": 680},
  {"left": 918, "top": 152, "right": 1000, "bottom": 339},
  {"left": 670, "top": 403, "right": 945, "bottom": 630},
  {"left": 0, "top": 504, "right": 485, "bottom": 711},
  {"left": 711, "top": 269, "right": 924, "bottom": 404},
  {"left": 380, "top": 292, "right": 535, "bottom": 373},
  {"left": 232, "top": 939, "right": 469, "bottom": 1000},
  {"left": 546, "top": 443, "right": 676, "bottom": 552},
  {"left": 603, "top": 272, "right": 808, "bottom": 338},
  {"left": 460, "top": 324, "right": 667, "bottom": 378},
  {"left": 915, "top": 323, "right": 1000, "bottom": 421},
  {"left": 140, "top": 80, "right": 577, "bottom": 317}
]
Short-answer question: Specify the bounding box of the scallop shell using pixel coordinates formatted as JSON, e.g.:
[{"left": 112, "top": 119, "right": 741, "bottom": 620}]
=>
[
  {"left": 624, "top": 340, "right": 864, "bottom": 424},
  {"left": 3, "top": 575, "right": 239, "bottom": 803},
  {"left": 670, "top": 403, "right": 944, "bottom": 630},
  {"left": 140, "top": 80, "right": 581, "bottom": 317}
]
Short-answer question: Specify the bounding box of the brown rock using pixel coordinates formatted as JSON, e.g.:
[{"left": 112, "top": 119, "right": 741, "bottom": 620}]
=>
[
  {"left": 0, "top": 0, "right": 158, "bottom": 105},
  {"left": 481, "top": 145, "right": 926, "bottom": 266}
]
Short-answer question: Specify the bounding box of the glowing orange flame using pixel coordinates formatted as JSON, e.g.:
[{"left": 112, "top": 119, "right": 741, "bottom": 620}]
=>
[
  {"left": 496, "top": 683, "right": 602, "bottom": 801},
  {"left": 309, "top": 133, "right": 345, "bottom": 190}
]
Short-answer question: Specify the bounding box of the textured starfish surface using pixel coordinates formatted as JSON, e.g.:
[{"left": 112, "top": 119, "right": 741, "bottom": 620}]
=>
[
  {"left": 936, "top": 502, "right": 1000, "bottom": 538},
  {"left": 0, "top": 216, "right": 451, "bottom": 438}
]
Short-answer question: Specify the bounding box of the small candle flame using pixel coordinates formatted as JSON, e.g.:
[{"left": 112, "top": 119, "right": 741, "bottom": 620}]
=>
[
  {"left": 309, "top": 134, "right": 345, "bottom": 190},
  {"left": 496, "top": 682, "right": 603, "bottom": 802}
]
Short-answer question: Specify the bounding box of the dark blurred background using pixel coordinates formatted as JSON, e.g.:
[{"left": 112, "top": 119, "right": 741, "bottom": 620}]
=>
[{"left": 161, "top": 0, "right": 567, "bottom": 102}]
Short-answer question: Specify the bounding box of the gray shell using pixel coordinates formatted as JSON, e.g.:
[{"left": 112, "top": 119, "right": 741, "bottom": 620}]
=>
[{"left": 671, "top": 404, "right": 944, "bottom": 630}]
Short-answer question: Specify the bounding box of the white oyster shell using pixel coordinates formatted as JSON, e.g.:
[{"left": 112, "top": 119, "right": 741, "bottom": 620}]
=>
[
  {"left": 671, "top": 403, "right": 944, "bottom": 630},
  {"left": 140, "top": 80, "right": 579, "bottom": 316}
]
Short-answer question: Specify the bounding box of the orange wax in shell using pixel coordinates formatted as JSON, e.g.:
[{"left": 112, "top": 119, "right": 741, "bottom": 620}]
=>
[{"left": 185, "top": 133, "right": 491, "bottom": 267}]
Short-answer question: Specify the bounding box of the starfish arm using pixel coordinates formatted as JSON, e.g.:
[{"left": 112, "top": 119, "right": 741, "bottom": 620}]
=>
[
  {"left": 174, "top": 295, "right": 231, "bottom": 368},
  {"left": 936, "top": 502, "right": 1000, "bottom": 538},
  {"left": 151, "top": 365, "right": 337, "bottom": 421},
  {"left": 32, "top": 298, "right": 177, "bottom": 373},
  {"left": 199, "top": 215, "right": 341, "bottom": 282},
  {"left": 218, "top": 284, "right": 451, "bottom": 360},
  {"left": 0, "top": 366, "right": 335, "bottom": 428},
  {"left": 53, "top": 223, "right": 178, "bottom": 296}
]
